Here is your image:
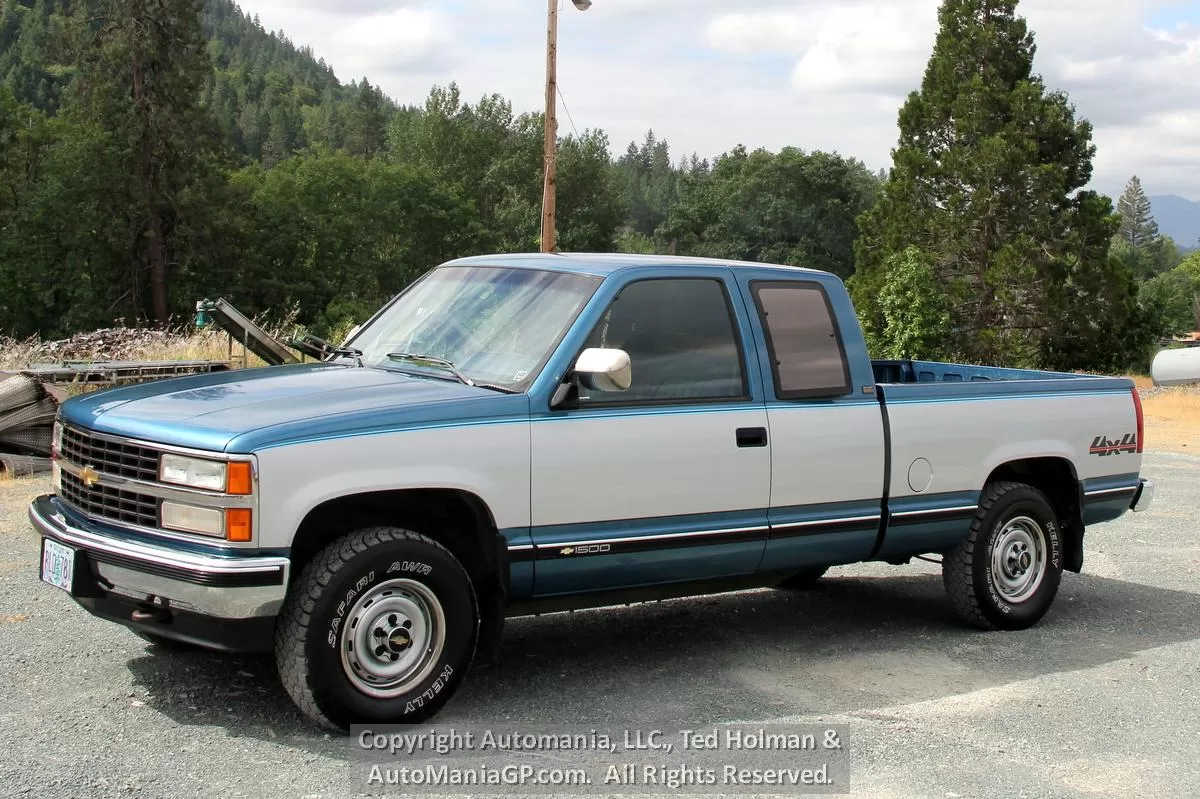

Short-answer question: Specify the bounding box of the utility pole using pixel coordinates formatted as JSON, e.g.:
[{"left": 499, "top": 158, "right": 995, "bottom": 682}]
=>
[
  {"left": 541, "top": 0, "right": 558, "bottom": 252},
  {"left": 541, "top": 0, "right": 592, "bottom": 253}
]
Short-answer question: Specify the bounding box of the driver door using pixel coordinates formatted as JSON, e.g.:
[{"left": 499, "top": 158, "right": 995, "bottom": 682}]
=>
[{"left": 528, "top": 271, "right": 771, "bottom": 596}]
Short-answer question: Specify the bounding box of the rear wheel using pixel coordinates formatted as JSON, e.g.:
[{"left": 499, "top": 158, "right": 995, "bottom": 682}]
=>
[
  {"left": 942, "top": 481, "right": 1064, "bottom": 630},
  {"left": 276, "top": 527, "right": 479, "bottom": 730}
]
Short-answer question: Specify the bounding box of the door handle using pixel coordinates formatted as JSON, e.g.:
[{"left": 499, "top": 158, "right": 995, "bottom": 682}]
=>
[{"left": 736, "top": 427, "right": 768, "bottom": 448}]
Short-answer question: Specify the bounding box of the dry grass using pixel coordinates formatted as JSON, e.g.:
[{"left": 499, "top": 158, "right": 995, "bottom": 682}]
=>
[
  {"left": 132, "top": 327, "right": 273, "bottom": 369},
  {"left": 1127, "top": 374, "right": 1156, "bottom": 392},
  {"left": 1141, "top": 388, "right": 1200, "bottom": 454}
]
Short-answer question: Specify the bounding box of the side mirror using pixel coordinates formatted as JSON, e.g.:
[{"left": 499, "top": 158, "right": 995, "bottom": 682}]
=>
[{"left": 575, "top": 347, "right": 632, "bottom": 392}]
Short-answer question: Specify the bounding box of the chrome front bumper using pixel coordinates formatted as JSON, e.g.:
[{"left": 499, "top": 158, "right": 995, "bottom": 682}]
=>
[
  {"left": 29, "top": 495, "right": 289, "bottom": 619},
  {"left": 1130, "top": 478, "right": 1154, "bottom": 513}
]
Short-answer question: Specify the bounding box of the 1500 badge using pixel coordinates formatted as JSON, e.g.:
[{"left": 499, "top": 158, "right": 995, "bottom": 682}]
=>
[
  {"left": 560, "top": 543, "right": 611, "bottom": 556},
  {"left": 1089, "top": 433, "right": 1137, "bottom": 456}
]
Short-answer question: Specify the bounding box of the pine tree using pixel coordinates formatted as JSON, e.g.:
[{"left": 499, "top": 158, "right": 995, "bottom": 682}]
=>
[
  {"left": 343, "top": 78, "right": 387, "bottom": 158},
  {"left": 851, "top": 0, "right": 1125, "bottom": 368},
  {"left": 1116, "top": 175, "right": 1159, "bottom": 250},
  {"left": 66, "top": 0, "right": 225, "bottom": 325}
]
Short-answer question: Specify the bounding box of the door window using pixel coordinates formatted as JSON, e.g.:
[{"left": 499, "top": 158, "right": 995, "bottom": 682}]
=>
[{"left": 579, "top": 278, "right": 747, "bottom": 404}]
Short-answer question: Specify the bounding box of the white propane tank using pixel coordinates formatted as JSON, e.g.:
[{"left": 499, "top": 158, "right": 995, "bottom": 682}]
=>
[{"left": 1151, "top": 346, "right": 1200, "bottom": 387}]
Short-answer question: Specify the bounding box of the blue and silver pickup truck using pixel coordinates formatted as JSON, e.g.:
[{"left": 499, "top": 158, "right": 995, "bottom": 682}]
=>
[{"left": 31, "top": 253, "right": 1154, "bottom": 730}]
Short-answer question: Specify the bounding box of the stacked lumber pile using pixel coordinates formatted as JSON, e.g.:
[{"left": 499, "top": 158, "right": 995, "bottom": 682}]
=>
[{"left": 0, "top": 375, "right": 57, "bottom": 476}]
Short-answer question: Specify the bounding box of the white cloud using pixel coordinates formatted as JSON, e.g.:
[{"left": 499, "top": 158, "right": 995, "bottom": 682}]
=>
[
  {"left": 236, "top": 0, "right": 1200, "bottom": 201},
  {"left": 329, "top": 9, "right": 451, "bottom": 76}
]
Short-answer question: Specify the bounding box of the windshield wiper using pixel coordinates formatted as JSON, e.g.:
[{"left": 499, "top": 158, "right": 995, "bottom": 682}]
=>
[
  {"left": 386, "top": 352, "right": 476, "bottom": 386},
  {"left": 384, "top": 352, "right": 518, "bottom": 394}
]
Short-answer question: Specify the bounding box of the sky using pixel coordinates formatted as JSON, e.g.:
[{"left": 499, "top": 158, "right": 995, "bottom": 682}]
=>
[{"left": 236, "top": 0, "right": 1200, "bottom": 201}]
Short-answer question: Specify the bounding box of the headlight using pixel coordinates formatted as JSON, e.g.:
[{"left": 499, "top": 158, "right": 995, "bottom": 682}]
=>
[
  {"left": 51, "top": 421, "right": 63, "bottom": 457},
  {"left": 159, "top": 454, "right": 253, "bottom": 494}
]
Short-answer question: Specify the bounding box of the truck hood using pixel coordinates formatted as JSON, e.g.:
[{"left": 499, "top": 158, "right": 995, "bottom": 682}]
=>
[{"left": 58, "top": 363, "right": 529, "bottom": 453}]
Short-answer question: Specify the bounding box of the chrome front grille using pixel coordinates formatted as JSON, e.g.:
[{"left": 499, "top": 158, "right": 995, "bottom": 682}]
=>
[
  {"left": 59, "top": 470, "right": 159, "bottom": 528},
  {"left": 58, "top": 426, "right": 162, "bottom": 529},
  {"left": 61, "top": 426, "right": 159, "bottom": 482}
]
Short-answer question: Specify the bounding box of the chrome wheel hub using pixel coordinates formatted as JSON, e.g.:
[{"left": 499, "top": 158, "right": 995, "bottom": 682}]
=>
[
  {"left": 340, "top": 578, "right": 446, "bottom": 699},
  {"left": 990, "top": 516, "right": 1046, "bottom": 604}
]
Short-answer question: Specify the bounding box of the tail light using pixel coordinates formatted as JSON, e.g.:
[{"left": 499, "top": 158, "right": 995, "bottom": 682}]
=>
[{"left": 1131, "top": 387, "right": 1144, "bottom": 454}]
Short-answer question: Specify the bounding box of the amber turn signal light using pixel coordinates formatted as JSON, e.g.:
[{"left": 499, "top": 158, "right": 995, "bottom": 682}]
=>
[
  {"left": 227, "top": 461, "right": 253, "bottom": 495},
  {"left": 225, "top": 508, "right": 252, "bottom": 542}
]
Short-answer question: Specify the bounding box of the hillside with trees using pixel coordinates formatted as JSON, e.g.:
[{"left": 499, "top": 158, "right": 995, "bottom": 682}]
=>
[{"left": 0, "top": 0, "right": 1195, "bottom": 373}]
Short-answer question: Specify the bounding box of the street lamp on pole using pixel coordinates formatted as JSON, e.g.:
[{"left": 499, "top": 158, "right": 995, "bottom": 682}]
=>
[{"left": 541, "top": 0, "right": 592, "bottom": 253}]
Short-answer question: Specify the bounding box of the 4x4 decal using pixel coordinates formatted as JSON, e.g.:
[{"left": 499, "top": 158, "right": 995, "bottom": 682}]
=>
[{"left": 1089, "top": 434, "right": 1137, "bottom": 456}]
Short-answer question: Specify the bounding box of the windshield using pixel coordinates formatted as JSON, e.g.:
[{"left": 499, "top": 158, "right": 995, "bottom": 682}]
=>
[{"left": 346, "top": 265, "right": 602, "bottom": 391}]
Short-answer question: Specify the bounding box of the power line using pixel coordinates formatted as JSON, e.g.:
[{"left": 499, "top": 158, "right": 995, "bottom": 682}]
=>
[{"left": 556, "top": 83, "right": 581, "bottom": 139}]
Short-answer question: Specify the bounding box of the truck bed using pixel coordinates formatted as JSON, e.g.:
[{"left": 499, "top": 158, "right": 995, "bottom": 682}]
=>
[
  {"left": 873, "top": 359, "right": 1097, "bottom": 385},
  {"left": 871, "top": 359, "right": 1135, "bottom": 403}
]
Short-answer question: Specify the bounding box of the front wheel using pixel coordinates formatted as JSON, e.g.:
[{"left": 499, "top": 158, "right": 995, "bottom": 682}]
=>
[
  {"left": 942, "top": 481, "right": 1064, "bottom": 631},
  {"left": 276, "top": 527, "right": 479, "bottom": 731}
]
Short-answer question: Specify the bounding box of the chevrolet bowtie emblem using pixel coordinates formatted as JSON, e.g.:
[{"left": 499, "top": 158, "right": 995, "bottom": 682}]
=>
[
  {"left": 80, "top": 465, "right": 100, "bottom": 487},
  {"left": 559, "top": 546, "right": 575, "bottom": 556}
]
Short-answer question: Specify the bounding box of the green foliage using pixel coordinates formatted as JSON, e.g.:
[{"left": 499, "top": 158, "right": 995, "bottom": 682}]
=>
[
  {"left": 1139, "top": 271, "right": 1196, "bottom": 338},
  {"left": 660, "top": 145, "right": 879, "bottom": 277},
  {"left": 61, "top": 0, "right": 225, "bottom": 326},
  {"left": 218, "top": 151, "right": 472, "bottom": 332},
  {"left": 853, "top": 0, "right": 1137, "bottom": 372},
  {"left": 1139, "top": 250, "right": 1200, "bottom": 338},
  {"left": 1117, "top": 175, "right": 1158, "bottom": 251},
  {"left": 866, "top": 247, "right": 953, "bottom": 361}
]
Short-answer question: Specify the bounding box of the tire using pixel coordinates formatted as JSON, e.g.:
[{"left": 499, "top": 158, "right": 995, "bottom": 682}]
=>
[
  {"left": 276, "top": 527, "right": 479, "bottom": 731},
  {"left": 942, "top": 481, "right": 1064, "bottom": 631},
  {"left": 776, "top": 566, "right": 829, "bottom": 590}
]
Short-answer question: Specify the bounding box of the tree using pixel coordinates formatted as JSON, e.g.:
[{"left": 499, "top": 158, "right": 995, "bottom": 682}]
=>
[
  {"left": 1117, "top": 175, "right": 1158, "bottom": 251},
  {"left": 870, "top": 246, "right": 954, "bottom": 360},
  {"left": 660, "top": 145, "right": 878, "bottom": 277},
  {"left": 851, "top": 0, "right": 1127, "bottom": 370},
  {"left": 65, "top": 0, "right": 226, "bottom": 326},
  {"left": 343, "top": 78, "right": 387, "bottom": 158}
]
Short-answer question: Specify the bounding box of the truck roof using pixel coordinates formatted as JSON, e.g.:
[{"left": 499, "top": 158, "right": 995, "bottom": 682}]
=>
[{"left": 441, "top": 252, "right": 830, "bottom": 279}]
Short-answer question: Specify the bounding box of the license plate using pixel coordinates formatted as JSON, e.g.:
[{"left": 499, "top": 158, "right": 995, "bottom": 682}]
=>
[{"left": 41, "top": 538, "right": 75, "bottom": 593}]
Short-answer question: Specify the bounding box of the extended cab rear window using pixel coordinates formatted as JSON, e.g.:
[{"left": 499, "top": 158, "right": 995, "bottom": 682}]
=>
[{"left": 751, "top": 280, "right": 852, "bottom": 399}]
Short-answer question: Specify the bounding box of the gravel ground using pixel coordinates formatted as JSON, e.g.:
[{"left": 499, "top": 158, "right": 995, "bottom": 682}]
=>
[{"left": 1, "top": 451, "right": 1197, "bottom": 799}]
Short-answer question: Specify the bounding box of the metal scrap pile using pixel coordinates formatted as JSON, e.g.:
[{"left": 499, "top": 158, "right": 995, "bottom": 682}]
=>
[{"left": 0, "top": 375, "right": 58, "bottom": 475}]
